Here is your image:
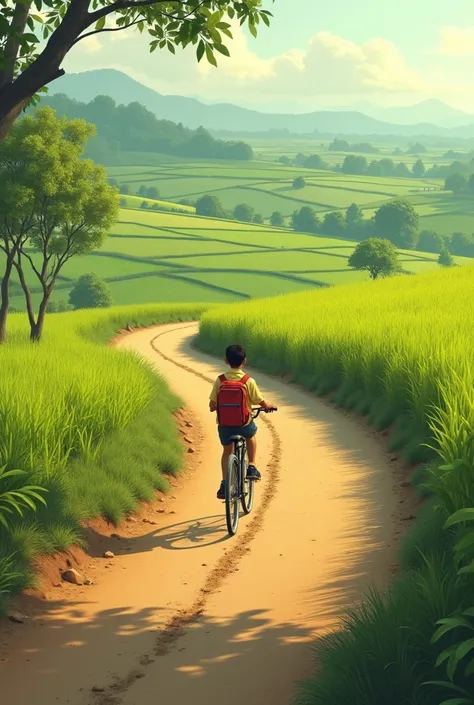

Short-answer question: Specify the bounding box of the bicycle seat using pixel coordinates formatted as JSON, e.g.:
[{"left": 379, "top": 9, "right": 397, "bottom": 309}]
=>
[{"left": 229, "top": 434, "right": 243, "bottom": 442}]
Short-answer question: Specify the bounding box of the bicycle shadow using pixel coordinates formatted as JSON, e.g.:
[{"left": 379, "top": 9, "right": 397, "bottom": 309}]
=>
[{"left": 84, "top": 513, "right": 232, "bottom": 558}]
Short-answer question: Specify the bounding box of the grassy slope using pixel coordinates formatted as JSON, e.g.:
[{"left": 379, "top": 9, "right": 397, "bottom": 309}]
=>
[
  {"left": 10, "top": 206, "right": 468, "bottom": 313},
  {"left": 0, "top": 303, "right": 209, "bottom": 606},
  {"left": 196, "top": 266, "right": 474, "bottom": 704}
]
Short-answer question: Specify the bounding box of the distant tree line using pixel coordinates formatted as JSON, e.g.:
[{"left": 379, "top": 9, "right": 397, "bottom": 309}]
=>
[
  {"left": 194, "top": 194, "right": 263, "bottom": 224},
  {"left": 328, "top": 138, "right": 380, "bottom": 154},
  {"left": 35, "top": 94, "right": 253, "bottom": 164},
  {"left": 290, "top": 200, "right": 474, "bottom": 257}
]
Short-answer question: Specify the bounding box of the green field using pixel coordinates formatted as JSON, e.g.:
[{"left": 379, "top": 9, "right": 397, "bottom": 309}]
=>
[
  {"left": 108, "top": 159, "right": 446, "bottom": 222},
  {"left": 10, "top": 206, "right": 469, "bottom": 312},
  {"left": 106, "top": 155, "right": 474, "bottom": 237}
]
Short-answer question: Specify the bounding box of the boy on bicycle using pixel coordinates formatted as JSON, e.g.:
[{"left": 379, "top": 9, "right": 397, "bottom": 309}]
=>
[{"left": 209, "top": 344, "right": 276, "bottom": 500}]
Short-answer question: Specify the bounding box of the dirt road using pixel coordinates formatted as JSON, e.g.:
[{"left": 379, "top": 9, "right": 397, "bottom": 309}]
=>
[{"left": 0, "top": 322, "right": 400, "bottom": 705}]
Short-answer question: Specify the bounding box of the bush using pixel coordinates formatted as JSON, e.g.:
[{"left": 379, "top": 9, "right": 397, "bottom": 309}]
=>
[
  {"left": 233, "top": 203, "right": 254, "bottom": 222},
  {"left": 293, "top": 176, "right": 306, "bottom": 189},
  {"left": 438, "top": 248, "right": 455, "bottom": 267},
  {"left": 270, "top": 211, "right": 285, "bottom": 227},
  {"left": 69, "top": 274, "right": 113, "bottom": 310}
]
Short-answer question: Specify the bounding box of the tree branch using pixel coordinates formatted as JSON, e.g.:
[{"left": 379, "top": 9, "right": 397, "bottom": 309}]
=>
[
  {"left": 72, "top": 18, "right": 142, "bottom": 46},
  {"left": 87, "top": 0, "right": 186, "bottom": 23}
]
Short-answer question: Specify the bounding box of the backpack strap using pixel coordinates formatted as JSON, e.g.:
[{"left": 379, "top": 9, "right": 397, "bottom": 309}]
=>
[
  {"left": 240, "top": 374, "right": 250, "bottom": 385},
  {"left": 218, "top": 374, "right": 227, "bottom": 383}
]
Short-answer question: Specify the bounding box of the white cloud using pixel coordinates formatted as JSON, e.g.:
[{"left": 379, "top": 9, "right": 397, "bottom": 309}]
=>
[
  {"left": 64, "top": 24, "right": 428, "bottom": 107},
  {"left": 435, "top": 26, "right": 474, "bottom": 56}
]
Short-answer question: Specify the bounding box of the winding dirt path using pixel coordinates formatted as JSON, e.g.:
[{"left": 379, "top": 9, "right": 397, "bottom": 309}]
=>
[{"left": 0, "top": 322, "right": 403, "bottom": 705}]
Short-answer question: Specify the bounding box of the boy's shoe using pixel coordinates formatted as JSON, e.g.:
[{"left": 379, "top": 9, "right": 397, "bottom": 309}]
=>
[
  {"left": 217, "top": 481, "right": 225, "bottom": 500},
  {"left": 246, "top": 465, "right": 261, "bottom": 481}
]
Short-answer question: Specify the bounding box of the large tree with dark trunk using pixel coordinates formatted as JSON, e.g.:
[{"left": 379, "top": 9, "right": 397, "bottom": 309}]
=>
[{"left": 0, "top": 0, "right": 272, "bottom": 142}]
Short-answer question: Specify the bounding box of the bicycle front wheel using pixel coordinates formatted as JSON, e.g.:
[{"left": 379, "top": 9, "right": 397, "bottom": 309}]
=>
[
  {"left": 225, "top": 454, "right": 240, "bottom": 536},
  {"left": 240, "top": 446, "right": 254, "bottom": 515}
]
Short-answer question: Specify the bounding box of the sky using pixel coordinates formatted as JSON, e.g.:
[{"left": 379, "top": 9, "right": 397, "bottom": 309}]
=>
[{"left": 63, "top": 0, "right": 474, "bottom": 113}]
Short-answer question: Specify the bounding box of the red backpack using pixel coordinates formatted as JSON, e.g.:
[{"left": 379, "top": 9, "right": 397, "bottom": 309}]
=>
[{"left": 216, "top": 374, "right": 251, "bottom": 427}]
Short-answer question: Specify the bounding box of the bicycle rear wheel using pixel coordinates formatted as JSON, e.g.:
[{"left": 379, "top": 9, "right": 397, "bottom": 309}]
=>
[
  {"left": 240, "top": 446, "right": 254, "bottom": 515},
  {"left": 225, "top": 454, "right": 240, "bottom": 536}
]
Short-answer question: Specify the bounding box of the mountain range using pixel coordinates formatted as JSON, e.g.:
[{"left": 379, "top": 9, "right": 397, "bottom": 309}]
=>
[{"left": 49, "top": 69, "right": 474, "bottom": 139}]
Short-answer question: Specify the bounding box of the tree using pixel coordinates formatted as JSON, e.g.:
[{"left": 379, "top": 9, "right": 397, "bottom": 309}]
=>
[
  {"left": 137, "top": 185, "right": 148, "bottom": 197},
  {"left": 140, "top": 200, "right": 148, "bottom": 209},
  {"left": 412, "top": 159, "right": 425, "bottom": 178},
  {"left": 69, "top": 274, "right": 112, "bottom": 309},
  {"left": 450, "top": 232, "right": 474, "bottom": 257},
  {"left": 119, "top": 197, "right": 127, "bottom": 208},
  {"left": 417, "top": 230, "right": 445, "bottom": 254},
  {"left": 8, "top": 108, "right": 118, "bottom": 341},
  {"left": 233, "top": 203, "right": 254, "bottom": 222},
  {"left": 342, "top": 155, "right": 367, "bottom": 175},
  {"left": 395, "top": 162, "right": 411, "bottom": 177},
  {"left": 303, "top": 154, "right": 327, "bottom": 170},
  {"left": 373, "top": 199, "right": 419, "bottom": 249},
  {"left": 293, "top": 176, "right": 306, "bottom": 189},
  {"left": 0, "top": 2, "right": 272, "bottom": 143},
  {"left": 291, "top": 206, "right": 320, "bottom": 234},
  {"left": 329, "top": 139, "right": 350, "bottom": 152},
  {"left": 445, "top": 173, "right": 467, "bottom": 194},
  {"left": 270, "top": 211, "right": 285, "bottom": 227},
  {"left": 348, "top": 238, "right": 401, "bottom": 280},
  {"left": 253, "top": 213, "right": 264, "bottom": 224},
  {"left": 120, "top": 184, "right": 130, "bottom": 195},
  {"left": 346, "top": 203, "right": 365, "bottom": 238},
  {"left": 195, "top": 194, "right": 225, "bottom": 218},
  {"left": 438, "top": 248, "right": 455, "bottom": 267},
  {"left": 322, "top": 211, "right": 346, "bottom": 237},
  {"left": 407, "top": 142, "right": 427, "bottom": 155}
]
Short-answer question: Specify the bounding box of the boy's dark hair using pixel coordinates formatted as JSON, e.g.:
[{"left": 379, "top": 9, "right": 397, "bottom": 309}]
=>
[{"left": 225, "top": 344, "right": 246, "bottom": 368}]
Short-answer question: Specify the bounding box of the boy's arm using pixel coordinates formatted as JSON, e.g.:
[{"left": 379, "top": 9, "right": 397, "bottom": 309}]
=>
[
  {"left": 249, "top": 379, "right": 277, "bottom": 411},
  {"left": 209, "top": 378, "right": 219, "bottom": 412}
]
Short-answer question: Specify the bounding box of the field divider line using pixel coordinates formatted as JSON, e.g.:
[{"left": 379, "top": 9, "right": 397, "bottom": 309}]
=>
[{"left": 94, "top": 323, "right": 281, "bottom": 705}]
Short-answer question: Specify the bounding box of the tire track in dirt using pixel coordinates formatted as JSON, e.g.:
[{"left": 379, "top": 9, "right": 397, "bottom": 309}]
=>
[{"left": 93, "top": 325, "right": 281, "bottom": 705}]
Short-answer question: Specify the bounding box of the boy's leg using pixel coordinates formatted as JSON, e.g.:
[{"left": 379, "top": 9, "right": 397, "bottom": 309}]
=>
[
  {"left": 221, "top": 444, "right": 233, "bottom": 481},
  {"left": 246, "top": 434, "right": 257, "bottom": 464}
]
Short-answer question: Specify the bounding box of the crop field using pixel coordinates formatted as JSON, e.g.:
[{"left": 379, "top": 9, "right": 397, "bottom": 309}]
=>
[
  {"left": 104, "top": 157, "right": 474, "bottom": 236},
  {"left": 107, "top": 160, "right": 444, "bottom": 218},
  {"left": 9, "top": 207, "right": 467, "bottom": 312},
  {"left": 244, "top": 137, "right": 471, "bottom": 167}
]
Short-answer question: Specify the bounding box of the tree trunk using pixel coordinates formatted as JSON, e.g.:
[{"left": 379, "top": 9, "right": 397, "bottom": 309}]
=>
[
  {"left": 13, "top": 257, "right": 36, "bottom": 328},
  {"left": 0, "top": 255, "right": 15, "bottom": 344},
  {"left": 0, "top": 0, "right": 89, "bottom": 142},
  {"left": 30, "top": 291, "right": 51, "bottom": 342}
]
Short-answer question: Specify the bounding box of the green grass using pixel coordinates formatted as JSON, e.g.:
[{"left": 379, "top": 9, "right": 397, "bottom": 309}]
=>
[
  {"left": 11, "top": 204, "right": 465, "bottom": 315},
  {"left": 196, "top": 264, "right": 474, "bottom": 704},
  {"left": 0, "top": 302, "right": 209, "bottom": 605}
]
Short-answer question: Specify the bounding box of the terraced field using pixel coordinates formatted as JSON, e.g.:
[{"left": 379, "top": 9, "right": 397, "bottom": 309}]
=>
[
  {"left": 9, "top": 207, "right": 469, "bottom": 311},
  {"left": 108, "top": 159, "right": 447, "bottom": 223}
]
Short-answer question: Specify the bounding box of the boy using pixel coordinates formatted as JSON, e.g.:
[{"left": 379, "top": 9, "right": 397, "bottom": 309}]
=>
[{"left": 209, "top": 344, "right": 276, "bottom": 500}]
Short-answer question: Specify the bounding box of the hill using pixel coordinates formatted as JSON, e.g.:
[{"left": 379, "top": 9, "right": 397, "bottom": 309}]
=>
[
  {"left": 35, "top": 93, "right": 253, "bottom": 163},
  {"left": 49, "top": 69, "right": 474, "bottom": 139},
  {"left": 9, "top": 206, "right": 469, "bottom": 312}
]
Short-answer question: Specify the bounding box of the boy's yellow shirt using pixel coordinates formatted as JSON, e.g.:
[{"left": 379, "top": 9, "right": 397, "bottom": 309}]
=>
[{"left": 209, "top": 368, "right": 264, "bottom": 426}]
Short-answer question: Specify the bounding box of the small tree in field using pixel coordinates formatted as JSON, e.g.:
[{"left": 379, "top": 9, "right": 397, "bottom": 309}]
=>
[
  {"left": 293, "top": 176, "right": 306, "bottom": 189},
  {"left": 438, "top": 248, "right": 455, "bottom": 267},
  {"left": 270, "top": 211, "right": 285, "bottom": 227},
  {"left": 8, "top": 108, "right": 118, "bottom": 341},
  {"left": 69, "top": 274, "right": 112, "bottom": 310},
  {"left": 233, "top": 203, "right": 254, "bottom": 222},
  {"left": 348, "top": 238, "right": 401, "bottom": 280}
]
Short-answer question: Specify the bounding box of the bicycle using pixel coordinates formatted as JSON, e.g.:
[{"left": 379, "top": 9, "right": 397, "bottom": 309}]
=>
[{"left": 224, "top": 406, "right": 277, "bottom": 536}]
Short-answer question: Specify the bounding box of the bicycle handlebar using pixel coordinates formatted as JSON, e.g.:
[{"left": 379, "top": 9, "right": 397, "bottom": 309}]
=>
[{"left": 251, "top": 406, "right": 278, "bottom": 419}]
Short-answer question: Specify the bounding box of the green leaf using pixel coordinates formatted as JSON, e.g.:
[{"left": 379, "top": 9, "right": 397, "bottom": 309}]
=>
[
  {"left": 248, "top": 21, "right": 257, "bottom": 38},
  {"left": 445, "top": 509, "right": 474, "bottom": 528},
  {"left": 458, "top": 560, "right": 474, "bottom": 575},
  {"left": 432, "top": 617, "right": 474, "bottom": 642},
  {"left": 465, "top": 657, "right": 474, "bottom": 677},
  {"left": 95, "top": 16, "right": 106, "bottom": 31},
  {"left": 196, "top": 39, "right": 205, "bottom": 62},
  {"left": 205, "top": 44, "right": 217, "bottom": 67},
  {"left": 456, "top": 638, "right": 474, "bottom": 662},
  {"left": 214, "top": 43, "right": 230, "bottom": 57},
  {"left": 167, "top": 41, "right": 175, "bottom": 54}
]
